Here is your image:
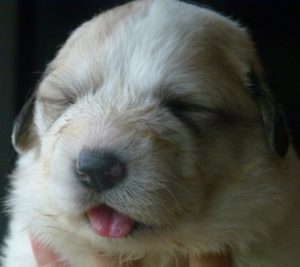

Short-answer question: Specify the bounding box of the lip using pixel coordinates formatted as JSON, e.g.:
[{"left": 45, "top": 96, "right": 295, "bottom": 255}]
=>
[{"left": 132, "top": 221, "right": 154, "bottom": 233}]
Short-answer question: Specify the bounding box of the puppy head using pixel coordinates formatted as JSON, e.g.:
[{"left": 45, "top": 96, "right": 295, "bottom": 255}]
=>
[{"left": 12, "top": 0, "right": 289, "bottom": 258}]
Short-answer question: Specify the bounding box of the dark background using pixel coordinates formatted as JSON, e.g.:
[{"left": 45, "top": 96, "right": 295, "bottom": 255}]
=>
[{"left": 0, "top": 0, "right": 299, "bottom": 244}]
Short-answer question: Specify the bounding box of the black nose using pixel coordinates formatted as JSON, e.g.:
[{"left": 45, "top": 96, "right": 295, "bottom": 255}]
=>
[{"left": 76, "top": 149, "right": 126, "bottom": 192}]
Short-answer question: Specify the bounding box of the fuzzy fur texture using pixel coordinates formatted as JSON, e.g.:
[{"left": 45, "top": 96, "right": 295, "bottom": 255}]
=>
[{"left": 1, "top": 1, "right": 300, "bottom": 266}]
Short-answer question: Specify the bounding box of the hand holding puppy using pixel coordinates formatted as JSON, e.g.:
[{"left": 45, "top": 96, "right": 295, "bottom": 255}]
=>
[{"left": 31, "top": 238, "right": 232, "bottom": 267}]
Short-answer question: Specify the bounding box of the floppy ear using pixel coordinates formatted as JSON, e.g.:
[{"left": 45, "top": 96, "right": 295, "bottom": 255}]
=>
[
  {"left": 247, "top": 70, "right": 289, "bottom": 157},
  {"left": 12, "top": 94, "right": 38, "bottom": 154}
]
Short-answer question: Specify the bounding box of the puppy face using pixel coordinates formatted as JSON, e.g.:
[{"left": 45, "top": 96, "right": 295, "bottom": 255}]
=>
[{"left": 12, "top": 0, "right": 289, "bottom": 258}]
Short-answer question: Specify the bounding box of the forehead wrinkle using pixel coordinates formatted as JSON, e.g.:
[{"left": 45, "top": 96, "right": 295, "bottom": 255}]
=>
[
  {"left": 40, "top": 0, "right": 256, "bottom": 118},
  {"left": 50, "top": 67, "right": 101, "bottom": 97},
  {"left": 41, "top": 2, "right": 208, "bottom": 102}
]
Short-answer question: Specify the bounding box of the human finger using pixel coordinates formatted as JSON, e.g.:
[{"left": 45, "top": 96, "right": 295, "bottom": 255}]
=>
[
  {"left": 31, "top": 238, "right": 69, "bottom": 267},
  {"left": 189, "top": 254, "right": 233, "bottom": 267}
]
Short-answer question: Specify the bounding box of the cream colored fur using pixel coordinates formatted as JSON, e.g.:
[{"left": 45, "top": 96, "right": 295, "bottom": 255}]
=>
[{"left": 2, "top": 1, "right": 300, "bottom": 266}]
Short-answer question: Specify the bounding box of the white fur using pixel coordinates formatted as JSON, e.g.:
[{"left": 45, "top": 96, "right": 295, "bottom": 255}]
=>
[{"left": 2, "top": 1, "right": 300, "bottom": 266}]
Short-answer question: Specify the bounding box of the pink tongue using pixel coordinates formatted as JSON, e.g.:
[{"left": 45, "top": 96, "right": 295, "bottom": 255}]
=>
[{"left": 87, "top": 205, "right": 135, "bottom": 238}]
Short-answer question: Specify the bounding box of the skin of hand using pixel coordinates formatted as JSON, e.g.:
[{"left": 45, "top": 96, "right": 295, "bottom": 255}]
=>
[
  {"left": 31, "top": 237, "right": 232, "bottom": 267},
  {"left": 31, "top": 238, "right": 139, "bottom": 267},
  {"left": 190, "top": 254, "right": 233, "bottom": 267}
]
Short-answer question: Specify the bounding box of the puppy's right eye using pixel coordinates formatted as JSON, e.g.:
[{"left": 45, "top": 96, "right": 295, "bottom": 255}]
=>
[{"left": 37, "top": 95, "right": 75, "bottom": 128}]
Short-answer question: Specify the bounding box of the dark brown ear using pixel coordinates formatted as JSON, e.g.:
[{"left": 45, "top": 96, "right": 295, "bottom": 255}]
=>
[
  {"left": 248, "top": 71, "right": 289, "bottom": 157},
  {"left": 12, "top": 94, "right": 38, "bottom": 154}
]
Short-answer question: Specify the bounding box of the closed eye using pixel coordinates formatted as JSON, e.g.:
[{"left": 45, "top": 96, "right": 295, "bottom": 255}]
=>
[
  {"left": 164, "top": 99, "right": 213, "bottom": 115},
  {"left": 37, "top": 95, "right": 76, "bottom": 128},
  {"left": 162, "top": 98, "right": 237, "bottom": 133},
  {"left": 39, "top": 97, "right": 75, "bottom": 108}
]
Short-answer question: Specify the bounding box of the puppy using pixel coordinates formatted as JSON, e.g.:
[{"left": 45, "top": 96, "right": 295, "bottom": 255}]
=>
[{"left": 2, "top": 0, "right": 300, "bottom": 266}]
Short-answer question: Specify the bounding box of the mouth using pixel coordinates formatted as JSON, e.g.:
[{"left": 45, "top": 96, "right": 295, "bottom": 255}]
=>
[{"left": 86, "top": 204, "right": 139, "bottom": 238}]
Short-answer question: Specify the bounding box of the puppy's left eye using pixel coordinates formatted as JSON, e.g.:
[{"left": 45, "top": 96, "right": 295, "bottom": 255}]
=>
[
  {"left": 164, "top": 99, "right": 191, "bottom": 115},
  {"left": 163, "top": 99, "right": 211, "bottom": 117},
  {"left": 163, "top": 99, "right": 207, "bottom": 133},
  {"left": 163, "top": 98, "right": 236, "bottom": 133}
]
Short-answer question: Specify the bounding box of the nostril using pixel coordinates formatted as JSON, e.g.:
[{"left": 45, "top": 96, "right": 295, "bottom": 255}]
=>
[
  {"left": 75, "top": 168, "right": 93, "bottom": 188},
  {"left": 103, "top": 160, "right": 124, "bottom": 182},
  {"left": 76, "top": 149, "right": 126, "bottom": 192}
]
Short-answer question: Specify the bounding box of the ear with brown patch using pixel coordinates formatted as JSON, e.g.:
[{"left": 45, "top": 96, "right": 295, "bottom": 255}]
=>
[
  {"left": 248, "top": 70, "right": 289, "bottom": 157},
  {"left": 12, "top": 94, "right": 38, "bottom": 154}
]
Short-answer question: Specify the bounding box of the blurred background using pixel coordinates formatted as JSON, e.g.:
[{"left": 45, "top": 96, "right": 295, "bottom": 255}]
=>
[{"left": 0, "top": 0, "right": 299, "bottom": 245}]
